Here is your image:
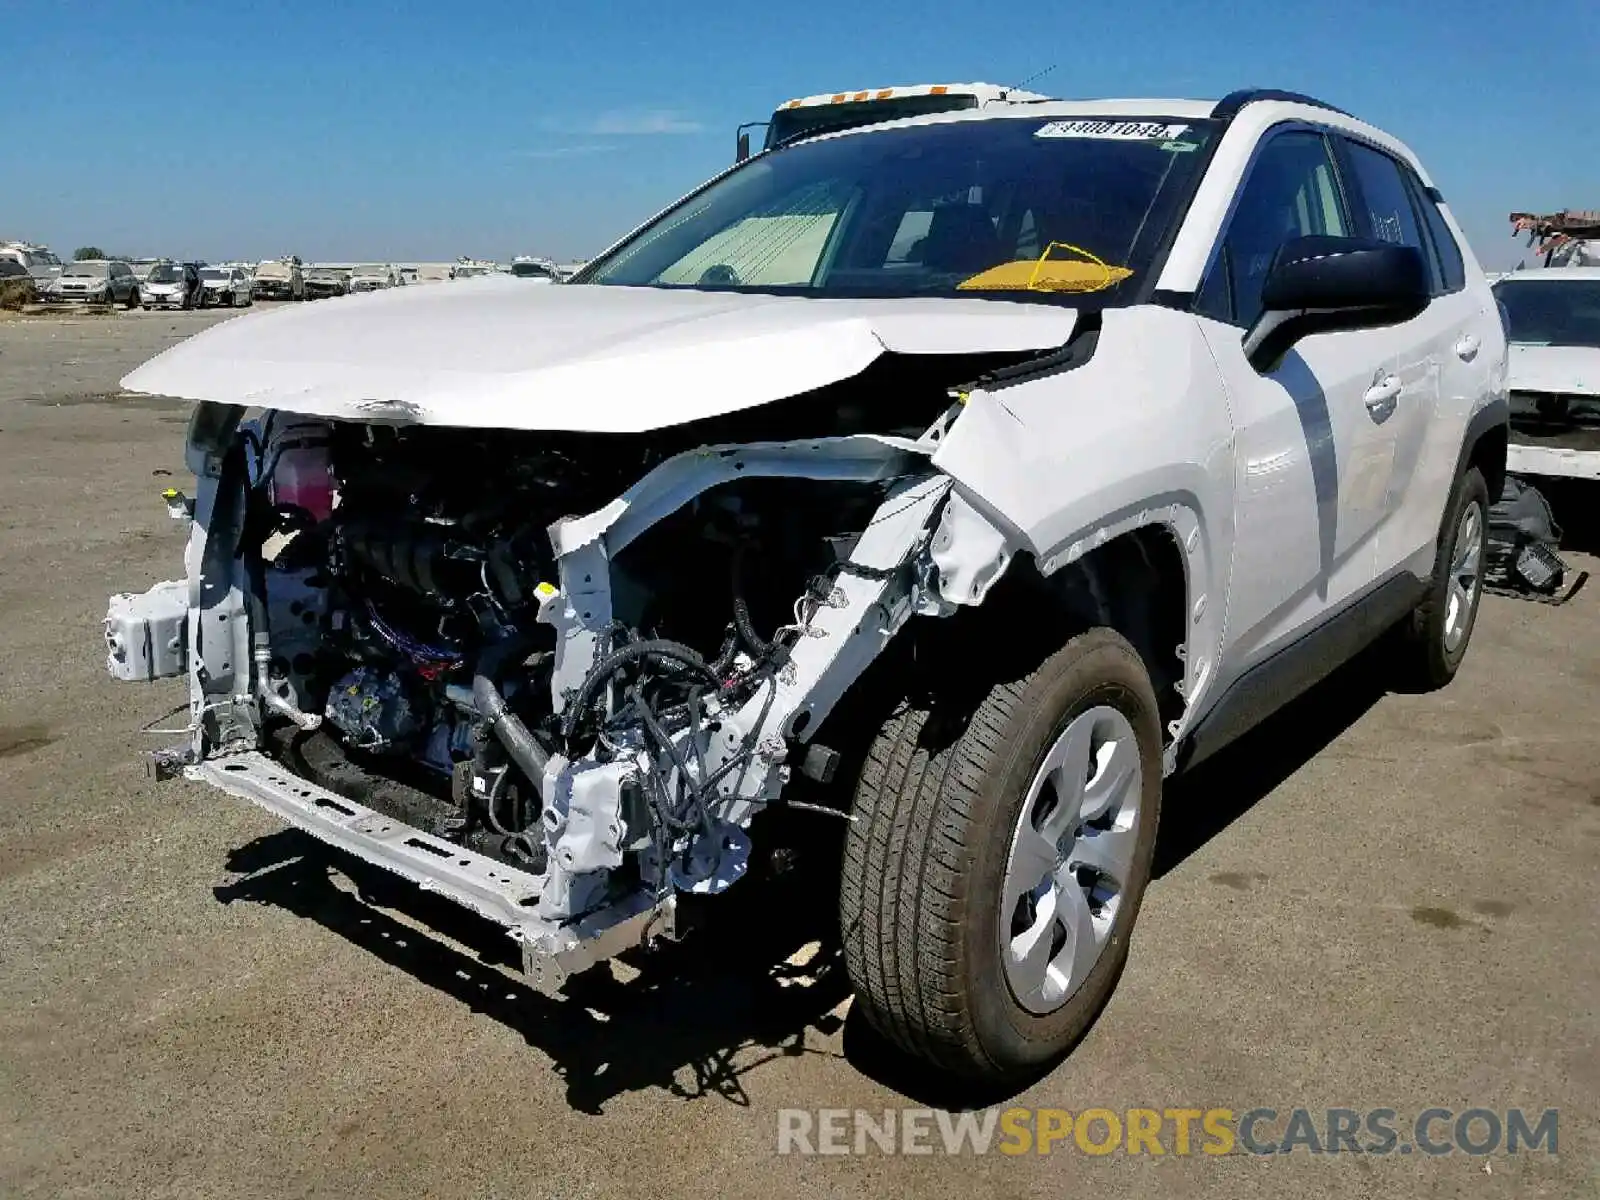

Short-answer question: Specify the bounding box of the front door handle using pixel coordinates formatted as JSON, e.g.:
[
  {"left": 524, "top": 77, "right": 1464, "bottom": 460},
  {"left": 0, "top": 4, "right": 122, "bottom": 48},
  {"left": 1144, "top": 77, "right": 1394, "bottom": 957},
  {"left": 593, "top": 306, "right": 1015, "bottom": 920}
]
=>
[
  {"left": 1455, "top": 334, "right": 1481, "bottom": 361},
  {"left": 1363, "top": 375, "right": 1401, "bottom": 422}
]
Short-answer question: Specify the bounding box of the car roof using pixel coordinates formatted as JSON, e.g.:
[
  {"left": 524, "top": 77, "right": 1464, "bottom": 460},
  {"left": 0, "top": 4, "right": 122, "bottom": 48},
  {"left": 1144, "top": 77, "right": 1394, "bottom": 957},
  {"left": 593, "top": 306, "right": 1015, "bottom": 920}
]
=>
[
  {"left": 794, "top": 95, "right": 1419, "bottom": 164},
  {"left": 803, "top": 97, "right": 1216, "bottom": 140}
]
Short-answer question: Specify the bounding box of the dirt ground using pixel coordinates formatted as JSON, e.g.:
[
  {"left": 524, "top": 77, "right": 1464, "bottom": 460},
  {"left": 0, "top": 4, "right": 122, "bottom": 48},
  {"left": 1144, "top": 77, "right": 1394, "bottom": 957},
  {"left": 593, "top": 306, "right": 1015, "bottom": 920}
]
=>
[{"left": 1, "top": 308, "right": 1596, "bottom": 1199}]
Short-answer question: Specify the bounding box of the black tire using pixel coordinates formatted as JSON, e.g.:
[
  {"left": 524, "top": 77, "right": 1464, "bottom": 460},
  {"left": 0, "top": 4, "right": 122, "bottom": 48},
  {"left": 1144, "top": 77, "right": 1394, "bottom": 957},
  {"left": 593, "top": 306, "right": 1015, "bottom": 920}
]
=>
[
  {"left": 840, "top": 627, "right": 1163, "bottom": 1082},
  {"left": 1395, "top": 466, "right": 1489, "bottom": 690},
  {"left": 125, "top": 286, "right": 139, "bottom": 310}
]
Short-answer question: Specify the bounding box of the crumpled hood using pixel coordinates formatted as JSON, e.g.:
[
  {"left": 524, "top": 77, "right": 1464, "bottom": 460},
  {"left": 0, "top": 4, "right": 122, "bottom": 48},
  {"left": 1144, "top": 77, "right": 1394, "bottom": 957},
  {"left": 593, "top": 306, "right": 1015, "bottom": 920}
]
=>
[
  {"left": 1507, "top": 343, "right": 1600, "bottom": 396},
  {"left": 121, "top": 276, "right": 1077, "bottom": 433}
]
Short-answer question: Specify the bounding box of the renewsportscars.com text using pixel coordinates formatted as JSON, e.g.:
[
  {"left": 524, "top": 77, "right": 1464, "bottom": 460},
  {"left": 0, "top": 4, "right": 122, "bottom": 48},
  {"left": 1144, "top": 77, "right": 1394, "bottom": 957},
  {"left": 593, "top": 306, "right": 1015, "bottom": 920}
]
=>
[{"left": 776, "top": 1106, "right": 1559, "bottom": 1157}]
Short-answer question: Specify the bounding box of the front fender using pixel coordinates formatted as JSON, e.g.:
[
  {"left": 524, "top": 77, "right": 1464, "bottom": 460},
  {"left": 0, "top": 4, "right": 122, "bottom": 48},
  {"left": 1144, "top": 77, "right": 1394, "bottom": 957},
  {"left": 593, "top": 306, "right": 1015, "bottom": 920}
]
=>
[{"left": 930, "top": 306, "right": 1236, "bottom": 725}]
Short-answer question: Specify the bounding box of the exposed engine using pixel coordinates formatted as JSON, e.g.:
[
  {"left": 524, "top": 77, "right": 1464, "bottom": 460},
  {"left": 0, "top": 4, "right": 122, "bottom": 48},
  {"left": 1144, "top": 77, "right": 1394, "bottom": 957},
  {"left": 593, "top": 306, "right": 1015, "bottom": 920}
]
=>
[{"left": 246, "top": 413, "right": 907, "bottom": 919}]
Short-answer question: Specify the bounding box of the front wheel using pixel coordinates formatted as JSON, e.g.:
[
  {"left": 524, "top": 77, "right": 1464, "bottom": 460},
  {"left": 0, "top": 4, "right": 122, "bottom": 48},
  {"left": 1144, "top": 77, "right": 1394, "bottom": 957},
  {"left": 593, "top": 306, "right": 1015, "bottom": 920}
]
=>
[
  {"left": 841, "top": 627, "right": 1163, "bottom": 1082},
  {"left": 1394, "top": 466, "right": 1489, "bottom": 690}
]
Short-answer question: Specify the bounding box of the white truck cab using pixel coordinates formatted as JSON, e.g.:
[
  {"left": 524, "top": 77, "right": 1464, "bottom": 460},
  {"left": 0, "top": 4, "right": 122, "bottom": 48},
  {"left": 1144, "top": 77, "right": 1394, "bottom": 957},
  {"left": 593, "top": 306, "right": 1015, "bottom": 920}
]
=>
[{"left": 737, "top": 80, "right": 1053, "bottom": 160}]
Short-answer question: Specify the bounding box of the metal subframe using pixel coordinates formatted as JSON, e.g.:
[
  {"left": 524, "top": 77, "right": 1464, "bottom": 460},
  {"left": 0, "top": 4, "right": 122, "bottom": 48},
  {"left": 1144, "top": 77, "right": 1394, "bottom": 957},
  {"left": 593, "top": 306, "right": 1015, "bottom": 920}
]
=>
[{"left": 192, "top": 750, "right": 675, "bottom": 995}]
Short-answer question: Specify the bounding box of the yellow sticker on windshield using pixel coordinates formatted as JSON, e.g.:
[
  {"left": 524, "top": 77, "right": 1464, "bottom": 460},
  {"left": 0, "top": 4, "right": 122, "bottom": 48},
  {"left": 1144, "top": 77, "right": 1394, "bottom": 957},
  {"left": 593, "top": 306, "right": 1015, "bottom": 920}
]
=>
[{"left": 958, "top": 243, "right": 1132, "bottom": 293}]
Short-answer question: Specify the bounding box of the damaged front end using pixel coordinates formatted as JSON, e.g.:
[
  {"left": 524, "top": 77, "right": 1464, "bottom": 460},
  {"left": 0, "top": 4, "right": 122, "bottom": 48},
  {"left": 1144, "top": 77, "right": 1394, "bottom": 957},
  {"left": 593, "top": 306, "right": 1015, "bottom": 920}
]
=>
[{"left": 106, "top": 372, "right": 1016, "bottom": 991}]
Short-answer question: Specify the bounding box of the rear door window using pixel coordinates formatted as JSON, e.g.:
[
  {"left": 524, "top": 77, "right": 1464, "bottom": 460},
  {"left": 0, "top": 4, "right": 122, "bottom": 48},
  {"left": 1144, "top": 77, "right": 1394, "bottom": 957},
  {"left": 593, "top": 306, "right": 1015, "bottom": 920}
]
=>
[
  {"left": 1409, "top": 179, "right": 1466, "bottom": 294},
  {"left": 1340, "top": 141, "right": 1426, "bottom": 253}
]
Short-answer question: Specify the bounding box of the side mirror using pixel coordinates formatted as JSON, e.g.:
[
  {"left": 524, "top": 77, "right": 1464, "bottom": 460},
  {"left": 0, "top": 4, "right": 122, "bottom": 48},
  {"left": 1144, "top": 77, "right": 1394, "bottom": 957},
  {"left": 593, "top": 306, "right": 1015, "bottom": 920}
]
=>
[
  {"left": 1244, "top": 235, "right": 1429, "bottom": 372},
  {"left": 735, "top": 121, "right": 767, "bottom": 163}
]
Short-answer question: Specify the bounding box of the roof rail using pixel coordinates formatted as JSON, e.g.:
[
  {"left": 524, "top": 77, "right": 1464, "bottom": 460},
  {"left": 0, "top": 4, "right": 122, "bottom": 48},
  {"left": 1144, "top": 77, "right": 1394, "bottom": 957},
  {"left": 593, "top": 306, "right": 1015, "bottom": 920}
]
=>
[{"left": 1210, "top": 89, "right": 1350, "bottom": 120}]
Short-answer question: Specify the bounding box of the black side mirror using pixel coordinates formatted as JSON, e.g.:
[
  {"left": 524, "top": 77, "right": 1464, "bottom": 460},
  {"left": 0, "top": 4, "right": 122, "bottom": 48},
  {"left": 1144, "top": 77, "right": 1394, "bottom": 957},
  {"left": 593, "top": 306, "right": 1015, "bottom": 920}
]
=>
[
  {"left": 735, "top": 121, "right": 768, "bottom": 163},
  {"left": 1244, "top": 235, "right": 1429, "bottom": 372}
]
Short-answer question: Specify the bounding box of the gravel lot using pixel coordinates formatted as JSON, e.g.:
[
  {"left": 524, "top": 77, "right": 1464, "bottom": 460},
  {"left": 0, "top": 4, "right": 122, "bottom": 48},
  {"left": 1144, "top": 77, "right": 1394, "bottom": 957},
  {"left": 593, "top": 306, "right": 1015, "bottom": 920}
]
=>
[{"left": 1, "top": 307, "right": 1596, "bottom": 1199}]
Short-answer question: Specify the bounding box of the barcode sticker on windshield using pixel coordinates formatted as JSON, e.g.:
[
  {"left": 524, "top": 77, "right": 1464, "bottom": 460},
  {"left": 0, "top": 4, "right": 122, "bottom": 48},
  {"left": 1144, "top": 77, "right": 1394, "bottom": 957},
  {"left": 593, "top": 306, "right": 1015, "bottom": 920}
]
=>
[{"left": 1035, "top": 120, "right": 1190, "bottom": 141}]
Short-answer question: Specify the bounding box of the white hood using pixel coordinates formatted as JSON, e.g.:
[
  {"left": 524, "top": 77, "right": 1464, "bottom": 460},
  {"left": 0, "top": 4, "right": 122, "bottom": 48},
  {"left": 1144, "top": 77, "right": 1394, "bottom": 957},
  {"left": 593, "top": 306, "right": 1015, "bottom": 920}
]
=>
[
  {"left": 121, "top": 276, "right": 1076, "bottom": 433},
  {"left": 1507, "top": 343, "right": 1600, "bottom": 396}
]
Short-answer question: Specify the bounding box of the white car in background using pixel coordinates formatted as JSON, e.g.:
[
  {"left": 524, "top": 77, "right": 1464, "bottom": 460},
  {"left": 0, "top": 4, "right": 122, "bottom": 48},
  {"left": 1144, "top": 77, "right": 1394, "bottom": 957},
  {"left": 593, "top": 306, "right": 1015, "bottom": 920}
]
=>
[
  {"left": 141, "top": 262, "right": 200, "bottom": 310},
  {"left": 1494, "top": 267, "right": 1600, "bottom": 480},
  {"left": 348, "top": 264, "right": 403, "bottom": 292},
  {"left": 199, "top": 266, "right": 254, "bottom": 307}
]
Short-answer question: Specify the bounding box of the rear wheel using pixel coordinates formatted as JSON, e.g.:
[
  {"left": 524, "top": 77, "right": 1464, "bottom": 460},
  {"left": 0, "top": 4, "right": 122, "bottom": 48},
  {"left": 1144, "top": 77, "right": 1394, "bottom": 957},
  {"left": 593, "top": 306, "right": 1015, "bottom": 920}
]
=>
[
  {"left": 1395, "top": 466, "right": 1489, "bottom": 690},
  {"left": 840, "top": 627, "right": 1162, "bottom": 1081},
  {"left": 125, "top": 286, "right": 139, "bottom": 310}
]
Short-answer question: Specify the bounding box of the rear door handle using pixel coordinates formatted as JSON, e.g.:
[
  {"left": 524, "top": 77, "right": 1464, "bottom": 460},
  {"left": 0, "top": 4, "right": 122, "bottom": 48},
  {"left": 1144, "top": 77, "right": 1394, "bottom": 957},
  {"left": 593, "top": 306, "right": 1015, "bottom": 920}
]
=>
[
  {"left": 1455, "top": 334, "right": 1481, "bottom": 361},
  {"left": 1363, "top": 375, "right": 1401, "bottom": 422}
]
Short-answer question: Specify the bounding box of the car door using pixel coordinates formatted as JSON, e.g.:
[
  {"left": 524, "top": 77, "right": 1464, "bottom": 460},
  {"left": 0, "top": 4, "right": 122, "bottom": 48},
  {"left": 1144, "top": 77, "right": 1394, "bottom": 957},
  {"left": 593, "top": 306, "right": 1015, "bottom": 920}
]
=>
[
  {"left": 1192, "top": 127, "right": 1409, "bottom": 668},
  {"left": 1331, "top": 136, "right": 1481, "bottom": 576}
]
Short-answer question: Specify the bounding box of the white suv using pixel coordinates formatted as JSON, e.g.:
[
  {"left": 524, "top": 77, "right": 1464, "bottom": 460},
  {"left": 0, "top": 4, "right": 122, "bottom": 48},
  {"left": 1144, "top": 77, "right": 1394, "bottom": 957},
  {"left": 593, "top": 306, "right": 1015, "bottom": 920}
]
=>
[{"left": 106, "top": 89, "right": 1506, "bottom": 1082}]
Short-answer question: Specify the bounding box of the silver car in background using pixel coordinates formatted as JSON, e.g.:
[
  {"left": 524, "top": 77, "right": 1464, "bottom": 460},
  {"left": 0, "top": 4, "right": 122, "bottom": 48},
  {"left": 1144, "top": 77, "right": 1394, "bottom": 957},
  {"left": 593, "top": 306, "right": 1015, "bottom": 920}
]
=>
[{"left": 43, "top": 260, "right": 141, "bottom": 307}]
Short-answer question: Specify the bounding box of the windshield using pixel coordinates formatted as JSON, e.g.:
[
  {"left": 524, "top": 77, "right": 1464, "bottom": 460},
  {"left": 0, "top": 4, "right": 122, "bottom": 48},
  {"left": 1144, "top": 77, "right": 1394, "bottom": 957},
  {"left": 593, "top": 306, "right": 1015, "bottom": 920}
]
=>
[
  {"left": 200, "top": 269, "right": 227, "bottom": 281},
  {"left": 583, "top": 116, "right": 1216, "bottom": 303},
  {"left": 62, "top": 262, "right": 109, "bottom": 277},
  {"left": 511, "top": 262, "right": 555, "bottom": 278},
  {"left": 147, "top": 265, "right": 182, "bottom": 283},
  {"left": 1494, "top": 279, "right": 1600, "bottom": 348},
  {"left": 355, "top": 265, "right": 388, "bottom": 274}
]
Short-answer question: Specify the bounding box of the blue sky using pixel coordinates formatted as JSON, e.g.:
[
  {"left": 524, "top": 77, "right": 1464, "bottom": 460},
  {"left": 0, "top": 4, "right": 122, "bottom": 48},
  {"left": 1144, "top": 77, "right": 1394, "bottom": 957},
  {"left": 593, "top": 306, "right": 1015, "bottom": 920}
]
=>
[{"left": 4, "top": 0, "right": 1593, "bottom": 267}]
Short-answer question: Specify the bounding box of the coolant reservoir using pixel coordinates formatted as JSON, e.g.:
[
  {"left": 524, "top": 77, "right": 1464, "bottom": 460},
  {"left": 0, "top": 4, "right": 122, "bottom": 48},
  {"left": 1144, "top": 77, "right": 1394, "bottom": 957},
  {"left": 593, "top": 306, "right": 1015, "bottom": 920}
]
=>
[{"left": 266, "top": 417, "right": 334, "bottom": 521}]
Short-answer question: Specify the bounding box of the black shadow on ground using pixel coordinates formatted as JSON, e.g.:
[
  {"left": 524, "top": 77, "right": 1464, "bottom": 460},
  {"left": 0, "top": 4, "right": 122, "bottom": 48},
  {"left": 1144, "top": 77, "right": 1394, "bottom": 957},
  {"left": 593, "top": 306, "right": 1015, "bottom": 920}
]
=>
[
  {"left": 1540, "top": 477, "right": 1600, "bottom": 557},
  {"left": 215, "top": 808, "right": 852, "bottom": 1116}
]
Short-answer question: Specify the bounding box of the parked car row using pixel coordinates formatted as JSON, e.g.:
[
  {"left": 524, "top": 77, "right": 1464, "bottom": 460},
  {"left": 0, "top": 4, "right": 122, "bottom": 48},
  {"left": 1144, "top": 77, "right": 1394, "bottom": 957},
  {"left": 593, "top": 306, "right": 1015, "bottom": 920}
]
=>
[{"left": 2, "top": 243, "right": 579, "bottom": 310}]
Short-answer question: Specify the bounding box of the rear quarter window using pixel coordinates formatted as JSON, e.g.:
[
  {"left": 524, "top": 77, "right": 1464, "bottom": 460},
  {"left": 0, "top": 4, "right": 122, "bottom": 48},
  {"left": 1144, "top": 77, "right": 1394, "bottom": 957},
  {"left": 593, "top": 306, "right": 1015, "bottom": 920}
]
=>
[
  {"left": 1414, "top": 186, "right": 1466, "bottom": 293},
  {"left": 1342, "top": 141, "right": 1425, "bottom": 252}
]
